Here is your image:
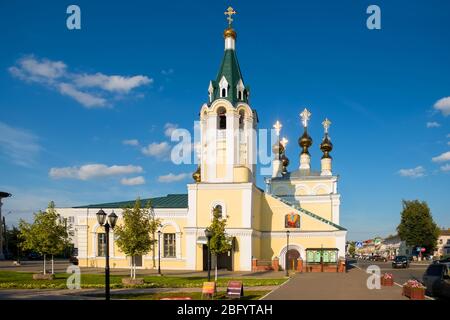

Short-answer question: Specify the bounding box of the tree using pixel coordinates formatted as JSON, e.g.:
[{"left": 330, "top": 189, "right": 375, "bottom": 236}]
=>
[
  {"left": 397, "top": 200, "right": 440, "bottom": 256},
  {"left": 5, "top": 226, "right": 22, "bottom": 261},
  {"left": 18, "top": 201, "right": 70, "bottom": 274},
  {"left": 114, "top": 198, "right": 160, "bottom": 279},
  {"left": 207, "top": 207, "right": 232, "bottom": 281},
  {"left": 348, "top": 242, "right": 356, "bottom": 256}
]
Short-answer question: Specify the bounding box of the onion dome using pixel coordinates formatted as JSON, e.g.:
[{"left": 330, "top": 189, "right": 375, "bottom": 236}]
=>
[
  {"left": 272, "top": 141, "right": 285, "bottom": 157},
  {"left": 320, "top": 134, "right": 333, "bottom": 159},
  {"left": 223, "top": 27, "right": 237, "bottom": 39},
  {"left": 192, "top": 166, "right": 201, "bottom": 183},
  {"left": 281, "top": 154, "right": 290, "bottom": 176},
  {"left": 298, "top": 129, "right": 313, "bottom": 155}
]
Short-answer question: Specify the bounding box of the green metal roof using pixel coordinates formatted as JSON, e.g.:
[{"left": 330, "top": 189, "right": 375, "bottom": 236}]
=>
[
  {"left": 270, "top": 194, "right": 347, "bottom": 231},
  {"left": 73, "top": 194, "right": 188, "bottom": 209},
  {"left": 210, "top": 49, "right": 249, "bottom": 105}
]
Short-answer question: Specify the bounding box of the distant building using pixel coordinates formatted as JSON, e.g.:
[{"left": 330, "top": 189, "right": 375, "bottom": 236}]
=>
[{"left": 434, "top": 229, "right": 450, "bottom": 258}]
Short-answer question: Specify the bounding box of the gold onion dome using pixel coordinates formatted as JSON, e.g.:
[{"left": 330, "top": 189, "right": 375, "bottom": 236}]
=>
[
  {"left": 192, "top": 166, "right": 201, "bottom": 182},
  {"left": 272, "top": 141, "right": 285, "bottom": 156},
  {"left": 298, "top": 129, "right": 313, "bottom": 155},
  {"left": 320, "top": 134, "right": 333, "bottom": 159},
  {"left": 223, "top": 27, "right": 237, "bottom": 39}
]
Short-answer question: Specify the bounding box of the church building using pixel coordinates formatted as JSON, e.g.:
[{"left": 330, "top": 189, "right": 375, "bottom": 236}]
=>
[{"left": 58, "top": 8, "right": 347, "bottom": 273}]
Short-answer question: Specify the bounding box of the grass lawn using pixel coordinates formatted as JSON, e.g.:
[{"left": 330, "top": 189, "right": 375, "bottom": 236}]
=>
[
  {"left": 0, "top": 271, "right": 285, "bottom": 289},
  {"left": 112, "top": 291, "right": 270, "bottom": 300}
]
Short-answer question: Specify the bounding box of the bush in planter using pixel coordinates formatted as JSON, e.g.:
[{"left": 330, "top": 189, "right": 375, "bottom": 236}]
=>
[
  {"left": 381, "top": 273, "right": 393, "bottom": 286},
  {"left": 402, "top": 279, "right": 426, "bottom": 300}
]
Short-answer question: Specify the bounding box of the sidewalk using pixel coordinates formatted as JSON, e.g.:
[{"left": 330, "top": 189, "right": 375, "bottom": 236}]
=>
[
  {"left": 0, "top": 285, "right": 278, "bottom": 300},
  {"left": 263, "top": 267, "right": 409, "bottom": 300}
]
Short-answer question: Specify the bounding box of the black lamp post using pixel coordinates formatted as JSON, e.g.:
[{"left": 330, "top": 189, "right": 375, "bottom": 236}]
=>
[
  {"left": 205, "top": 228, "right": 213, "bottom": 282},
  {"left": 96, "top": 209, "right": 118, "bottom": 301},
  {"left": 157, "top": 230, "right": 162, "bottom": 276},
  {"left": 285, "top": 230, "right": 290, "bottom": 277}
]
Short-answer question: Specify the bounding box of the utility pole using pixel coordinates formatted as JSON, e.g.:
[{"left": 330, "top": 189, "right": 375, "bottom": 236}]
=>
[{"left": 0, "top": 192, "right": 12, "bottom": 260}]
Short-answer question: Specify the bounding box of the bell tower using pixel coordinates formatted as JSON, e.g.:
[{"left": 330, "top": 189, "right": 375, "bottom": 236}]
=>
[{"left": 194, "top": 7, "right": 258, "bottom": 183}]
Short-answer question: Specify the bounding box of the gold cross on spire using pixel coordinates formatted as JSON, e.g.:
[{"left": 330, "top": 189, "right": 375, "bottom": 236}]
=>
[
  {"left": 273, "top": 120, "right": 282, "bottom": 136},
  {"left": 322, "top": 118, "right": 331, "bottom": 134},
  {"left": 300, "top": 108, "right": 312, "bottom": 128},
  {"left": 281, "top": 137, "right": 289, "bottom": 147},
  {"left": 224, "top": 6, "right": 237, "bottom": 27}
]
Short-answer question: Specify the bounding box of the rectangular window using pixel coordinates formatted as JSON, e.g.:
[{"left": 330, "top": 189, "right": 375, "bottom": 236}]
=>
[
  {"left": 97, "top": 233, "right": 106, "bottom": 257},
  {"left": 163, "top": 233, "right": 176, "bottom": 258}
]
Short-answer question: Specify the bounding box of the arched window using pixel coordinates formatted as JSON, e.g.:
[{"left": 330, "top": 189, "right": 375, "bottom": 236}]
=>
[
  {"left": 163, "top": 233, "right": 176, "bottom": 258},
  {"left": 213, "top": 205, "right": 223, "bottom": 219},
  {"left": 217, "top": 107, "right": 226, "bottom": 130},
  {"left": 238, "top": 91, "right": 242, "bottom": 100},
  {"left": 221, "top": 88, "right": 226, "bottom": 97},
  {"left": 97, "top": 233, "right": 106, "bottom": 257},
  {"left": 239, "top": 110, "right": 245, "bottom": 129}
]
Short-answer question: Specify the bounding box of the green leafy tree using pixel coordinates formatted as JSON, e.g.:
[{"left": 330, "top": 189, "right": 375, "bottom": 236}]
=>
[
  {"left": 397, "top": 200, "right": 439, "bottom": 255},
  {"left": 207, "top": 207, "right": 232, "bottom": 281},
  {"left": 348, "top": 241, "right": 356, "bottom": 256},
  {"left": 114, "top": 198, "right": 160, "bottom": 279},
  {"left": 18, "top": 201, "right": 69, "bottom": 274}
]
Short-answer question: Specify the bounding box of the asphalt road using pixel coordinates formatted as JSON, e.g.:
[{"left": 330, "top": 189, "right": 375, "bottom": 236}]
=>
[{"left": 353, "top": 260, "right": 429, "bottom": 285}]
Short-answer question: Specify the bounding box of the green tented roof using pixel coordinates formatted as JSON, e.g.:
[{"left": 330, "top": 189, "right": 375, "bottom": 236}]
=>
[
  {"left": 211, "top": 49, "right": 248, "bottom": 105},
  {"left": 73, "top": 194, "right": 188, "bottom": 209}
]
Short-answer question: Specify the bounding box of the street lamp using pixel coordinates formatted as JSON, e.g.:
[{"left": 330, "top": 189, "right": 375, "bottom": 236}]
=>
[
  {"left": 157, "top": 230, "right": 162, "bottom": 276},
  {"left": 285, "top": 230, "right": 290, "bottom": 277},
  {"left": 205, "top": 228, "right": 213, "bottom": 282},
  {"left": 96, "top": 209, "right": 117, "bottom": 301},
  {"left": 0, "top": 191, "right": 12, "bottom": 261}
]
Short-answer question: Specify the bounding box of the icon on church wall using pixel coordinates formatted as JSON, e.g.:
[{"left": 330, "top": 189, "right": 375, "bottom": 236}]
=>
[{"left": 285, "top": 212, "right": 300, "bottom": 228}]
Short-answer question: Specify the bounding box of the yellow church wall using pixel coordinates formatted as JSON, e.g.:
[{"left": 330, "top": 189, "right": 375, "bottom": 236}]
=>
[
  {"left": 260, "top": 194, "right": 336, "bottom": 232},
  {"left": 195, "top": 188, "right": 246, "bottom": 228},
  {"left": 299, "top": 202, "right": 333, "bottom": 222}
]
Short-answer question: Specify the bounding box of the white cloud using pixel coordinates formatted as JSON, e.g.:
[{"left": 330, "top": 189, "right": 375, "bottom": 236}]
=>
[
  {"left": 122, "top": 139, "right": 139, "bottom": 146},
  {"left": 141, "top": 142, "right": 171, "bottom": 158},
  {"left": 0, "top": 121, "right": 41, "bottom": 167},
  {"left": 441, "top": 164, "right": 450, "bottom": 172},
  {"left": 158, "top": 173, "right": 189, "bottom": 183},
  {"left": 73, "top": 73, "right": 152, "bottom": 93},
  {"left": 8, "top": 55, "right": 66, "bottom": 84},
  {"left": 164, "top": 123, "right": 178, "bottom": 138},
  {"left": 397, "top": 166, "right": 426, "bottom": 178},
  {"left": 426, "top": 121, "right": 440, "bottom": 128},
  {"left": 432, "top": 151, "right": 450, "bottom": 163},
  {"left": 58, "top": 83, "right": 107, "bottom": 108},
  {"left": 9, "top": 55, "right": 152, "bottom": 108},
  {"left": 49, "top": 164, "right": 143, "bottom": 180},
  {"left": 121, "top": 176, "right": 145, "bottom": 185},
  {"left": 434, "top": 97, "right": 450, "bottom": 116}
]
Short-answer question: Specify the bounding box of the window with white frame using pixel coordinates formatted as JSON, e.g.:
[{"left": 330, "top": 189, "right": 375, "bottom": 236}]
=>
[
  {"left": 97, "top": 233, "right": 106, "bottom": 257},
  {"left": 163, "top": 233, "right": 176, "bottom": 258}
]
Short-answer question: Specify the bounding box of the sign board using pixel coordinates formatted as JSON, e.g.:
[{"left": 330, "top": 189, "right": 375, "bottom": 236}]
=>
[
  {"left": 356, "top": 242, "right": 363, "bottom": 248},
  {"left": 202, "top": 282, "right": 216, "bottom": 298},
  {"left": 416, "top": 247, "right": 421, "bottom": 252},
  {"left": 226, "top": 281, "right": 244, "bottom": 299},
  {"left": 420, "top": 248, "right": 426, "bottom": 252}
]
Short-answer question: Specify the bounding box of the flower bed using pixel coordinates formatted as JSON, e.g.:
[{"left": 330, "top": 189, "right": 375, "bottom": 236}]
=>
[
  {"left": 381, "top": 273, "right": 393, "bottom": 286},
  {"left": 402, "top": 280, "right": 426, "bottom": 300}
]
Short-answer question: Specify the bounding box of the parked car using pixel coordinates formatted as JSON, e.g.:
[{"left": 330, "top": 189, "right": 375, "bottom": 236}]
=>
[
  {"left": 371, "top": 255, "right": 387, "bottom": 262},
  {"left": 422, "top": 262, "right": 450, "bottom": 298},
  {"left": 27, "top": 252, "right": 42, "bottom": 260},
  {"left": 392, "top": 255, "right": 409, "bottom": 268}
]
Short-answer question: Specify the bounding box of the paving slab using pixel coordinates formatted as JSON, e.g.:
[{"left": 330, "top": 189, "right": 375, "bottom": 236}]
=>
[{"left": 263, "top": 268, "right": 409, "bottom": 300}]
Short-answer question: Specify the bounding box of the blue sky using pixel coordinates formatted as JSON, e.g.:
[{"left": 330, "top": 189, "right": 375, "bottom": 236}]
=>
[{"left": 0, "top": 0, "right": 449, "bottom": 240}]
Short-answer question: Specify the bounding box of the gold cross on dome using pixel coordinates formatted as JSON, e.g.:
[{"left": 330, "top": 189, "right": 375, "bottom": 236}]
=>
[
  {"left": 224, "top": 6, "right": 237, "bottom": 27},
  {"left": 300, "top": 108, "right": 312, "bottom": 128},
  {"left": 322, "top": 118, "right": 331, "bottom": 134},
  {"left": 281, "top": 137, "right": 289, "bottom": 147},
  {"left": 273, "top": 120, "right": 282, "bottom": 136}
]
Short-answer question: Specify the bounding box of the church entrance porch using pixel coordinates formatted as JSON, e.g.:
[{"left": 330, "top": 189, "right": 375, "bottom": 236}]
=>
[{"left": 202, "top": 245, "right": 233, "bottom": 271}]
